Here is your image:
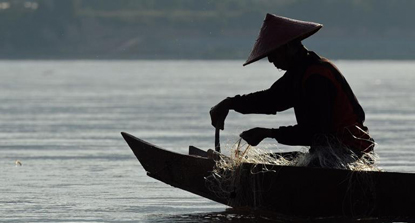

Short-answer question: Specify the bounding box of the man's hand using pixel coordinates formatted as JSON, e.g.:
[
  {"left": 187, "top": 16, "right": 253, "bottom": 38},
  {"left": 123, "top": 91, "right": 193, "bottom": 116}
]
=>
[
  {"left": 210, "top": 98, "right": 231, "bottom": 130},
  {"left": 240, "top": 127, "right": 272, "bottom": 146}
]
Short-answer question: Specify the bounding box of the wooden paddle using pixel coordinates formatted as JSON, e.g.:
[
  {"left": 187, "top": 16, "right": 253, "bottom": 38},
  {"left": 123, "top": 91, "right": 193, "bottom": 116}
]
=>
[{"left": 215, "top": 127, "right": 221, "bottom": 152}]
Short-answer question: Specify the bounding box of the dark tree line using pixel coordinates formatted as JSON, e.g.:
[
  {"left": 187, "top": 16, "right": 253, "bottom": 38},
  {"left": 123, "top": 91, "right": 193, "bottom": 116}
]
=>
[{"left": 1, "top": 0, "right": 414, "bottom": 59}]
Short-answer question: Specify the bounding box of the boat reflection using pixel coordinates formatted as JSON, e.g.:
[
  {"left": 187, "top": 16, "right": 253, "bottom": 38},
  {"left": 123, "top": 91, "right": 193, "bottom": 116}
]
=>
[{"left": 144, "top": 209, "right": 409, "bottom": 223}]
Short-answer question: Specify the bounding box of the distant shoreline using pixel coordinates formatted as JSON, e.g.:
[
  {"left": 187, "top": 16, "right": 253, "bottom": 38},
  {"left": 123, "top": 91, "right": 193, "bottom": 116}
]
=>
[{"left": 0, "top": 56, "right": 414, "bottom": 61}]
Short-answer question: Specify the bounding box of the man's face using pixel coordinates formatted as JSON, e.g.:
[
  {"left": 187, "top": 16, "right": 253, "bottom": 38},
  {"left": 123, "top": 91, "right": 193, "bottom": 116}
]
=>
[{"left": 267, "top": 46, "right": 289, "bottom": 70}]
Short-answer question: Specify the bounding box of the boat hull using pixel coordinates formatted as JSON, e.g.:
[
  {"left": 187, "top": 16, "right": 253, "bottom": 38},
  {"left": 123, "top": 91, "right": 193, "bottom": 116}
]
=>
[{"left": 121, "top": 132, "right": 415, "bottom": 218}]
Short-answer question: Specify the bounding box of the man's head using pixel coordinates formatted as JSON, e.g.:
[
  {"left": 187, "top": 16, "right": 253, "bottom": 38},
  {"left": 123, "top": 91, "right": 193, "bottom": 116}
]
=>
[{"left": 267, "top": 41, "right": 305, "bottom": 70}]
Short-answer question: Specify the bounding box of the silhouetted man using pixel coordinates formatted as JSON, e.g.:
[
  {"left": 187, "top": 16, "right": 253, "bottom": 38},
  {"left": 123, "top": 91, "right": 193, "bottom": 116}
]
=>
[{"left": 210, "top": 14, "right": 374, "bottom": 160}]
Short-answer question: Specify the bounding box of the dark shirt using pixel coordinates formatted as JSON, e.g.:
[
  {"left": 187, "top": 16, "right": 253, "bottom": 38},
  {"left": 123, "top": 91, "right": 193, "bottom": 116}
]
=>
[{"left": 230, "top": 51, "right": 364, "bottom": 146}]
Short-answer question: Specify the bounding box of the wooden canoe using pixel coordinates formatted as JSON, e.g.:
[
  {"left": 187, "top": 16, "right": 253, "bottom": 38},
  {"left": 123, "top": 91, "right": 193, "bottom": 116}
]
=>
[{"left": 121, "top": 132, "right": 415, "bottom": 219}]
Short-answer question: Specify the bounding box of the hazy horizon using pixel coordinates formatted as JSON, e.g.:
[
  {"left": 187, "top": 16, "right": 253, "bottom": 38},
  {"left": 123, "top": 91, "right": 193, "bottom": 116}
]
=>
[{"left": 1, "top": 0, "right": 415, "bottom": 60}]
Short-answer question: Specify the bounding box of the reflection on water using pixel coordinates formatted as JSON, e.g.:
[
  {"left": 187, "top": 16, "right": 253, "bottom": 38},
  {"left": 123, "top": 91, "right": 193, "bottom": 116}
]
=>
[
  {"left": 146, "top": 209, "right": 410, "bottom": 223},
  {"left": 147, "top": 210, "right": 292, "bottom": 223}
]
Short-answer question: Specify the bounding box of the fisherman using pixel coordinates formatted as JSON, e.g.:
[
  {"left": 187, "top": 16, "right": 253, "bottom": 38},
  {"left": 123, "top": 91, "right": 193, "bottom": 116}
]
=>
[{"left": 210, "top": 14, "right": 375, "bottom": 165}]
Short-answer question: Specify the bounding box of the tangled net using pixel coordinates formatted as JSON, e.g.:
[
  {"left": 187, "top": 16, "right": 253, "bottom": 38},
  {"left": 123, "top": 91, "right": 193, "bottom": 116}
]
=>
[
  {"left": 213, "top": 136, "right": 380, "bottom": 171},
  {"left": 205, "top": 136, "right": 381, "bottom": 204}
]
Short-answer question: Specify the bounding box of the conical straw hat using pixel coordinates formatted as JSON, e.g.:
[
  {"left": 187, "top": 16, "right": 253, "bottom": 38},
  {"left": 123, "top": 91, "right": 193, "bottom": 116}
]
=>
[{"left": 243, "top": 14, "right": 323, "bottom": 66}]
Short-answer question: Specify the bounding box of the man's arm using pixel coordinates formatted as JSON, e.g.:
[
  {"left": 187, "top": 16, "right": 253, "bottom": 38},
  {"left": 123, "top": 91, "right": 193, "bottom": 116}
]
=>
[
  {"left": 210, "top": 72, "right": 295, "bottom": 130},
  {"left": 230, "top": 72, "right": 295, "bottom": 115}
]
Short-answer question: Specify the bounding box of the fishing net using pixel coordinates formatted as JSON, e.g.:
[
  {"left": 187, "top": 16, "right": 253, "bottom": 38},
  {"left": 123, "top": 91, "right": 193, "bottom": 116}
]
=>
[
  {"left": 295, "top": 134, "right": 379, "bottom": 171},
  {"left": 205, "top": 135, "right": 380, "bottom": 207}
]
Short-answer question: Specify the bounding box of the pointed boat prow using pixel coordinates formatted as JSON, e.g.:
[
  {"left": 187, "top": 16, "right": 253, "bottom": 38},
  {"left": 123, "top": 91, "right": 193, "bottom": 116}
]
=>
[
  {"left": 121, "top": 132, "right": 227, "bottom": 205},
  {"left": 121, "top": 132, "right": 188, "bottom": 174},
  {"left": 121, "top": 132, "right": 157, "bottom": 172}
]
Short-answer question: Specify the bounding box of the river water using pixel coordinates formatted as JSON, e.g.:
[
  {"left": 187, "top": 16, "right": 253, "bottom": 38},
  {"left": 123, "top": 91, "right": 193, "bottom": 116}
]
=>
[{"left": 1, "top": 60, "right": 414, "bottom": 222}]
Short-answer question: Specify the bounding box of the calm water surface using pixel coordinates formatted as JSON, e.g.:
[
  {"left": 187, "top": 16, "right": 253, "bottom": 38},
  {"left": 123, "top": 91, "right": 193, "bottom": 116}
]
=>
[{"left": 1, "top": 60, "right": 414, "bottom": 222}]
